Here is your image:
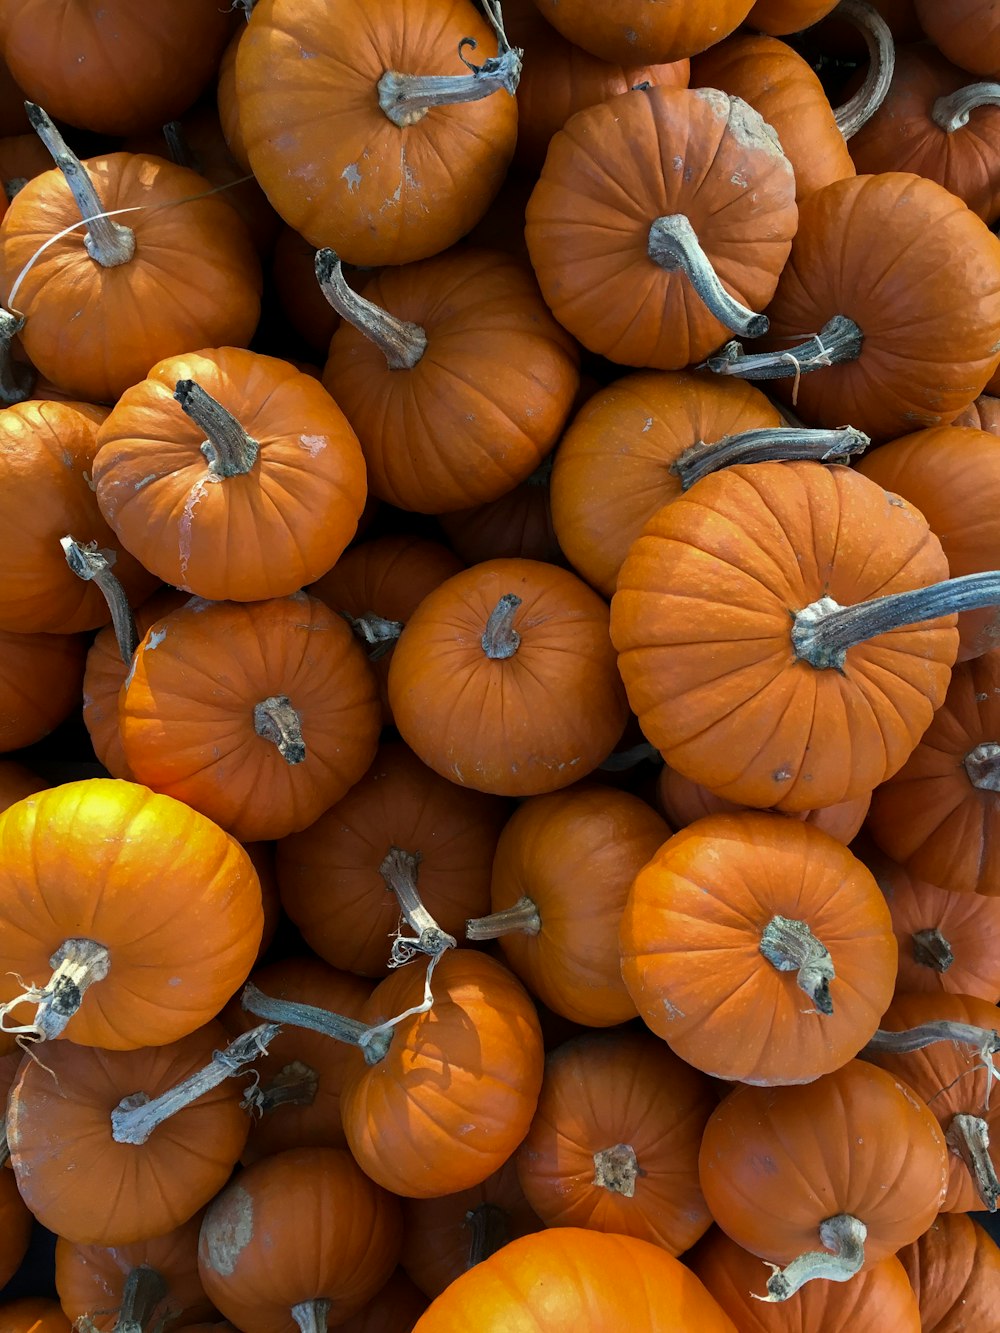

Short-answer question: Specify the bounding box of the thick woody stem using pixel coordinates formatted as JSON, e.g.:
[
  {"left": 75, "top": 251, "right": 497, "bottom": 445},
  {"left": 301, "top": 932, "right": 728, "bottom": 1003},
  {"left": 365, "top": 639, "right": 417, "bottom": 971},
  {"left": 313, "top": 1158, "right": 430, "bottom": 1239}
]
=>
[
  {"left": 61, "top": 536, "right": 138, "bottom": 665},
  {"left": 759, "top": 915, "right": 835, "bottom": 1016},
  {"left": 242, "top": 982, "right": 393, "bottom": 1067},
  {"left": 465, "top": 896, "right": 541, "bottom": 941},
  {"left": 593, "top": 1143, "right": 642, "bottom": 1198},
  {"left": 291, "top": 1300, "right": 330, "bottom": 1333},
  {"left": 377, "top": 0, "right": 521, "bottom": 127},
  {"left": 341, "top": 611, "right": 405, "bottom": 661},
  {"left": 482, "top": 593, "right": 521, "bottom": 659},
  {"left": 704, "top": 315, "right": 864, "bottom": 381},
  {"left": 25, "top": 102, "right": 135, "bottom": 266},
  {"left": 831, "top": 1, "right": 895, "bottom": 138},
  {"left": 864, "top": 1021, "right": 1000, "bottom": 1055},
  {"left": 174, "top": 380, "right": 259, "bottom": 478},
  {"left": 763, "top": 1214, "right": 867, "bottom": 1301},
  {"left": 647, "top": 214, "right": 769, "bottom": 338},
  {"left": 672, "top": 425, "right": 870, "bottom": 491},
  {"left": 791, "top": 571, "right": 1000, "bottom": 672},
  {"left": 947, "top": 1113, "right": 1000, "bottom": 1211},
  {"left": 242, "top": 1059, "right": 319, "bottom": 1116},
  {"left": 0, "top": 938, "right": 111, "bottom": 1042},
  {"left": 254, "top": 696, "right": 306, "bottom": 765},
  {"left": 379, "top": 845, "right": 457, "bottom": 963},
  {"left": 932, "top": 83, "right": 1000, "bottom": 132},
  {"left": 464, "top": 1202, "right": 511, "bottom": 1268},
  {"left": 965, "top": 742, "right": 1000, "bottom": 792},
  {"left": 912, "top": 927, "right": 955, "bottom": 973},
  {"left": 115, "top": 1265, "right": 168, "bottom": 1333},
  {"left": 0, "top": 308, "right": 34, "bottom": 405},
  {"left": 314, "top": 250, "right": 426, "bottom": 370},
  {"left": 110, "top": 1023, "right": 280, "bottom": 1145}
]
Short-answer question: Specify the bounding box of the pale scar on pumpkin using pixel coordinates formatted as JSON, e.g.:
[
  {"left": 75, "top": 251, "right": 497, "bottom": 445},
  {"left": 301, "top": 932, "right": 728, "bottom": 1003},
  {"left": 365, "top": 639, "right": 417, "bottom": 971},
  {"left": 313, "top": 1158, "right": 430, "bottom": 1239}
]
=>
[{"left": 203, "top": 1184, "right": 253, "bottom": 1275}]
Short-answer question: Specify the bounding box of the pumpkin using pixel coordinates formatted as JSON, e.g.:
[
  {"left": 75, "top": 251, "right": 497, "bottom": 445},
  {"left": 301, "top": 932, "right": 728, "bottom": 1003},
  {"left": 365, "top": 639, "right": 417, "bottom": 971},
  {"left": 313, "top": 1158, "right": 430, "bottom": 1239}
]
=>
[
  {"left": 438, "top": 461, "right": 564, "bottom": 567},
  {"left": 92, "top": 347, "right": 367, "bottom": 601},
  {"left": 410, "top": 1228, "right": 738, "bottom": 1330},
  {"left": 236, "top": 0, "right": 519, "bottom": 266},
  {"left": 216, "top": 23, "right": 249, "bottom": 173},
  {"left": 896, "top": 1211, "right": 1000, "bottom": 1331},
  {"left": 0, "top": 778, "right": 263, "bottom": 1048},
  {"left": 466, "top": 784, "right": 667, "bottom": 1026},
  {"left": 527, "top": 0, "right": 754, "bottom": 63},
  {"left": 611, "top": 460, "right": 956, "bottom": 811},
  {"left": 198, "top": 1147, "right": 403, "bottom": 1333},
  {"left": 0, "top": 132, "right": 52, "bottom": 204},
  {"left": 119, "top": 592, "right": 381, "bottom": 843},
  {"left": 319, "top": 248, "right": 579, "bottom": 514},
  {"left": 269, "top": 226, "right": 343, "bottom": 354},
  {"left": 525, "top": 86, "right": 798, "bottom": 370},
  {"left": 914, "top": 0, "right": 1000, "bottom": 79},
  {"left": 954, "top": 394, "right": 1000, "bottom": 432},
  {"left": 620, "top": 813, "right": 897, "bottom": 1084},
  {"left": 0, "top": 1164, "right": 30, "bottom": 1289},
  {"left": 747, "top": 0, "right": 840, "bottom": 33},
  {"left": 0, "top": 626, "right": 85, "bottom": 751},
  {"left": 0, "top": 1303, "right": 70, "bottom": 1333},
  {"left": 698, "top": 1059, "right": 949, "bottom": 1299},
  {"left": 515, "top": 1029, "right": 715, "bottom": 1254},
  {"left": 333, "top": 1271, "right": 428, "bottom": 1333}
]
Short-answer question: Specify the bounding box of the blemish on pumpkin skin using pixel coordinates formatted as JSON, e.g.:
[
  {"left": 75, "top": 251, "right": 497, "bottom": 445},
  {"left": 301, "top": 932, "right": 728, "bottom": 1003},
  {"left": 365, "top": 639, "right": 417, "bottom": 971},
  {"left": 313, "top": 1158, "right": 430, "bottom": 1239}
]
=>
[{"left": 202, "top": 1184, "right": 253, "bottom": 1276}]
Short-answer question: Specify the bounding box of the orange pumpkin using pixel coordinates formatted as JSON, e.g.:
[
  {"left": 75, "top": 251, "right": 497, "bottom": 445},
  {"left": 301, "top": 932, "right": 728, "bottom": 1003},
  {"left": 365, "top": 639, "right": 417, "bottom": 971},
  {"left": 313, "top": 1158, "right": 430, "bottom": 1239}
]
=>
[
  {"left": 747, "top": 0, "right": 840, "bottom": 32},
  {"left": 333, "top": 1271, "right": 428, "bottom": 1333},
  {"left": 896, "top": 1211, "right": 1000, "bottom": 1331},
  {"left": 527, "top": 0, "right": 754, "bottom": 63},
  {"left": 0, "top": 626, "right": 85, "bottom": 751},
  {"left": 437, "top": 462, "right": 564, "bottom": 568},
  {"left": 914, "top": 0, "right": 1000, "bottom": 79},
  {"left": 0, "top": 1302, "right": 70, "bottom": 1333},
  {"left": 954, "top": 394, "right": 1000, "bottom": 431}
]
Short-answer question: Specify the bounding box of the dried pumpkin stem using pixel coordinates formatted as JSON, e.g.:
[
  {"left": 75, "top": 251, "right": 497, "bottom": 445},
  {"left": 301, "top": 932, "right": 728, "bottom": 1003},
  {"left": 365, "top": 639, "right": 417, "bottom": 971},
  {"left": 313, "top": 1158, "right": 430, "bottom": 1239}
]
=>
[
  {"left": 254, "top": 695, "right": 306, "bottom": 765},
  {"left": 792, "top": 571, "right": 1000, "bottom": 672},
  {"left": 465, "top": 895, "right": 541, "bottom": 941},
  {"left": 314, "top": 249, "right": 426, "bottom": 370},
  {"left": 912, "top": 927, "right": 954, "bottom": 973},
  {"left": 0, "top": 1122, "right": 9, "bottom": 1169},
  {"left": 759, "top": 915, "right": 835, "bottom": 1016},
  {"left": 25, "top": 102, "right": 135, "bottom": 266},
  {"left": 965, "top": 742, "right": 1000, "bottom": 791},
  {"left": 931, "top": 83, "right": 1000, "bottom": 132},
  {"left": 864, "top": 1020, "right": 1000, "bottom": 1055},
  {"left": 594, "top": 1143, "right": 642, "bottom": 1198},
  {"left": 341, "top": 610, "right": 405, "bottom": 661},
  {"left": 599, "top": 741, "right": 662, "bottom": 772},
  {"left": 115, "top": 1264, "right": 168, "bottom": 1333},
  {"left": 0, "top": 937, "right": 111, "bottom": 1042},
  {"left": 242, "top": 1059, "right": 319, "bottom": 1117},
  {"left": 647, "top": 214, "right": 769, "bottom": 338},
  {"left": 464, "top": 1202, "right": 511, "bottom": 1268},
  {"left": 174, "top": 379, "right": 259, "bottom": 478},
  {"left": 947, "top": 1113, "right": 1000, "bottom": 1211},
  {"left": 0, "top": 308, "right": 34, "bottom": 405},
  {"left": 762, "top": 1213, "right": 867, "bottom": 1301},
  {"left": 379, "top": 845, "right": 457, "bottom": 964},
  {"left": 704, "top": 314, "right": 864, "bottom": 380},
  {"left": 482, "top": 593, "right": 522, "bottom": 659},
  {"left": 161, "top": 120, "right": 196, "bottom": 170},
  {"left": 110, "top": 1023, "right": 280, "bottom": 1146},
  {"left": 291, "top": 1300, "right": 330, "bottom": 1333},
  {"left": 831, "top": 1, "right": 895, "bottom": 138},
  {"left": 242, "top": 982, "right": 393, "bottom": 1067},
  {"left": 672, "top": 425, "right": 870, "bottom": 491},
  {"left": 61, "top": 535, "right": 138, "bottom": 665}
]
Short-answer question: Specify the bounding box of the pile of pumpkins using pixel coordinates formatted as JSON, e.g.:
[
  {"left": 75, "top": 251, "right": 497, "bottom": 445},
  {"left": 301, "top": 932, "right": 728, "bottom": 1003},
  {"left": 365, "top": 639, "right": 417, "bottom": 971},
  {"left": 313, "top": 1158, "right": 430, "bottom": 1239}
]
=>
[{"left": 4, "top": 0, "right": 1000, "bottom": 1327}]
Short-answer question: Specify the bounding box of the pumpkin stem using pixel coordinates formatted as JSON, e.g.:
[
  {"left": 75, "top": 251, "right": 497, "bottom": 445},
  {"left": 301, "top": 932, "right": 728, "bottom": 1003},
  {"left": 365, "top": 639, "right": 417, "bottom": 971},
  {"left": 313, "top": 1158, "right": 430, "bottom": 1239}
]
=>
[
  {"left": 703, "top": 315, "right": 864, "bottom": 382},
  {"left": 482, "top": 593, "right": 521, "bottom": 659},
  {"left": 464, "top": 1202, "right": 511, "bottom": 1268},
  {"left": 791, "top": 571, "right": 1000, "bottom": 672},
  {"left": 161, "top": 120, "right": 196, "bottom": 171},
  {"left": 0, "top": 937, "right": 111, "bottom": 1042},
  {"left": 341, "top": 610, "right": 405, "bottom": 661},
  {"left": 593, "top": 1143, "right": 643, "bottom": 1198},
  {"left": 379, "top": 845, "right": 457, "bottom": 965},
  {"left": 254, "top": 695, "right": 306, "bottom": 765},
  {"left": 672, "top": 425, "right": 870, "bottom": 491},
  {"left": 759, "top": 915, "right": 835, "bottom": 1015},
  {"left": 0, "top": 308, "right": 34, "bottom": 405},
  {"left": 110, "top": 1023, "right": 280, "bottom": 1146},
  {"left": 864, "top": 1020, "right": 1000, "bottom": 1055},
  {"left": 599, "top": 740, "right": 663, "bottom": 772},
  {"left": 947, "top": 1112, "right": 1000, "bottom": 1211},
  {"left": 24, "top": 102, "right": 136, "bottom": 267},
  {"left": 291, "top": 1300, "right": 330, "bottom": 1333},
  {"left": 831, "top": 1, "right": 895, "bottom": 138},
  {"left": 647, "top": 214, "right": 769, "bottom": 339},
  {"left": 762, "top": 1213, "right": 867, "bottom": 1301},
  {"left": 912, "top": 927, "right": 955, "bottom": 973},
  {"left": 174, "top": 379, "right": 259, "bottom": 478},
  {"left": 931, "top": 82, "right": 1000, "bottom": 132},
  {"left": 61, "top": 536, "right": 138, "bottom": 666},
  {"left": 377, "top": 0, "right": 522, "bottom": 128},
  {"left": 314, "top": 249, "right": 427, "bottom": 370},
  {"left": 965, "top": 742, "right": 1000, "bottom": 791},
  {"left": 465, "top": 895, "right": 541, "bottom": 941},
  {"left": 0, "top": 1120, "right": 9, "bottom": 1169},
  {"left": 115, "top": 1265, "right": 168, "bottom": 1333},
  {"left": 241, "top": 1059, "right": 319, "bottom": 1117}
]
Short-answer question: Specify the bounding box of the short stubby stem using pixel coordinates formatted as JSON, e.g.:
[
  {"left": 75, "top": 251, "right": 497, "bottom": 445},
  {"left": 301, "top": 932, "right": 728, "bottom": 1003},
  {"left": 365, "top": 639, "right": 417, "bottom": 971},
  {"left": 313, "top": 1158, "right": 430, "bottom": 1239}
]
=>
[
  {"left": 465, "top": 896, "right": 541, "bottom": 941},
  {"left": 0, "top": 308, "right": 35, "bottom": 405},
  {"left": 482, "top": 593, "right": 521, "bottom": 659},
  {"left": 704, "top": 315, "right": 864, "bottom": 381},
  {"left": 242, "top": 1059, "right": 319, "bottom": 1117},
  {"left": 965, "top": 742, "right": 1000, "bottom": 792},
  {"left": 647, "top": 214, "right": 768, "bottom": 338},
  {"left": 314, "top": 249, "right": 426, "bottom": 370},
  {"left": 62, "top": 535, "right": 138, "bottom": 665},
  {"left": 174, "top": 380, "right": 259, "bottom": 478},
  {"left": 832, "top": 1, "right": 895, "bottom": 138},
  {"left": 932, "top": 82, "right": 1000, "bottom": 132},
  {"left": 115, "top": 1264, "right": 168, "bottom": 1333},
  {"left": 763, "top": 1214, "right": 867, "bottom": 1301},
  {"left": 464, "top": 1202, "right": 511, "bottom": 1268},
  {"left": 947, "top": 1113, "right": 1000, "bottom": 1211},
  {"left": 593, "top": 1143, "right": 643, "bottom": 1198},
  {"left": 912, "top": 927, "right": 954, "bottom": 973},
  {"left": 341, "top": 610, "right": 405, "bottom": 661},
  {"left": 759, "top": 915, "right": 835, "bottom": 1015},
  {"left": 671, "top": 425, "right": 870, "bottom": 491},
  {"left": 291, "top": 1300, "right": 330, "bottom": 1333},
  {"left": 0, "top": 938, "right": 111, "bottom": 1042},
  {"left": 379, "top": 845, "right": 457, "bottom": 965},
  {"left": 254, "top": 695, "right": 306, "bottom": 765}
]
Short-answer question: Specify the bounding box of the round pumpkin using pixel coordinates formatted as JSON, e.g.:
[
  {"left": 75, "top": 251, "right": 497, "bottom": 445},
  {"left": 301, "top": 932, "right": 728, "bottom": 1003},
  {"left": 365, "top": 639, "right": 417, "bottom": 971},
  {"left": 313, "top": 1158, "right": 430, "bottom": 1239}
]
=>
[
  {"left": 896, "top": 1211, "right": 1000, "bottom": 1331},
  {"left": 914, "top": 0, "right": 1000, "bottom": 79},
  {"left": 0, "top": 626, "right": 85, "bottom": 751},
  {"left": 527, "top": 0, "right": 754, "bottom": 63}
]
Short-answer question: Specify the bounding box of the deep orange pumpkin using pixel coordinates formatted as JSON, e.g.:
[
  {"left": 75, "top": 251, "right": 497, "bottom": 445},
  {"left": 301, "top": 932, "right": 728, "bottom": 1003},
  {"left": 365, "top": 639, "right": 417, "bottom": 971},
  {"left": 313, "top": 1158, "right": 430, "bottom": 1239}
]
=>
[
  {"left": 528, "top": 0, "right": 754, "bottom": 63},
  {"left": 896, "top": 1211, "right": 1000, "bottom": 1331},
  {"left": 914, "top": 0, "right": 1000, "bottom": 79},
  {"left": 0, "top": 626, "right": 85, "bottom": 752}
]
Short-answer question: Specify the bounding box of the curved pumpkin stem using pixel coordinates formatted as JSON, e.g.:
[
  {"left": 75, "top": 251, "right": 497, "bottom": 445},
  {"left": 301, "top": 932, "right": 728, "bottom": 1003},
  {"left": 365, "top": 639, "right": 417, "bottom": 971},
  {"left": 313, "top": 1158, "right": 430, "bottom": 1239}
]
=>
[
  {"left": 671, "top": 424, "right": 870, "bottom": 491},
  {"left": 0, "top": 308, "right": 35, "bottom": 405},
  {"left": 932, "top": 83, "right": 1000, "bottom": 132},
  {"left": 0, "top": 937, "right": 111, "bottom": 1041},
  {"left": 864, "top": 1020, "right": 1000, "bottom": 1056},
  {"left": 174, "top": 380, "right": 259, "bottom": 478},
  {"left": 482, "top": 593, "right": 521, "bottom": 660},
  {"left": 379, "top": 845, "right": 457, "bottom": 965},
  {"left": 377, "top": 0, "right": 522, "bottom": 127},
  {"left": 762, "top": 1213, "right": 867, "bottom": 1301},
  {"left": 464, "top": 1202, "right": 511, "bottom": 1268},
  {"left": 593, "top": 1143, "right": 642, "bottom": 1198},
  {"left": 242, "top": 1059, "right": 319, "bottom": 1117},
  {"left": 25, "top": 102, "right": 135, "bottom": 267},
  {"left": 647, "top": 214, "right": 769, "bottom": 339},
  {"left": 759, "top": 915, "right": 835, "bottom": 1015},
  {"left": 965, "top": 742, "right": 1000, "bottom": 792},
  {"left": 110, "top": 1023, "right": 279, "bottom": 1146},
  {"left": 61, "top": 536, "right": 139, "bottom": 665},
  {"left": 791, "top": 571, "right": 1000, "bottom": 672},
  {"left": 703, "top": 315, "right": 864, "bottom": 383},
  {"left": 831, "top": 1, "right": 895, "bottom": 139},
  {"left": 947, "top": 1113, "right": 1000, "bottom": 1211},
  {"left": 912, "top": 927, "right": 954, "bottom": 973},
  {"left": 465, "top": 895, "right": 541, "bottom": 941},
  {"left": 314, "top": 249, "right": 426, "bottom": 370},
  {"left": 291, "top": 1300, "right": 330, "bottom": 1333},
  {"left": 115, "top": 1264, "right": 168, "bottom": 1333},
  {"left": 341, "top": 610, "right": 405, "bottom": 660},
  {"left": 254, "top": 696, "right": 306, "bottom": 765}
]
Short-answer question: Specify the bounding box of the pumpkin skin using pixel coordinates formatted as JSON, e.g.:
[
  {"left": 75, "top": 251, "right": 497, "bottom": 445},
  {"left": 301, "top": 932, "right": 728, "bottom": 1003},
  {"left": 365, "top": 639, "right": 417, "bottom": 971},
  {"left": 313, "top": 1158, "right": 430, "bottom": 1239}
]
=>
[
  {"left": 897, "top": 1212, "right": 1000, "bottom": 1331},
  {"left": 0, "top": 1302, "right": 70, "bottom": 1333},
  {"left": 914, "top": 0, "right": 1000, "bottom": 79},
  {"left": 410, "top": 1227, "right": 738, "bottom": 1331},
  {"left": 515, "top": 1030, "right": 715, "bottom": 1254},
  {"left": 0, "top": 1166, "right": 31, "bottom": 1289},
  {"left": 688, "top": 1229, "right": 921, "bottom": 1331},
  {"left": 389, "top": 559, "right": 629, "bottom": 797},
  {"left": 334, "top": 1271, "right": 428, "bottom": 1333},
  {"left": 620, "top": 813, "right": 897, "bottom": 1084},
  {"left": 237, "top": 0, "right": 517, "bottom": 266},
  {"left": 119, "top": 592, "right": 381, "bottom": 843},
  {"left": 528, "top": 0, "right": 754, "bottom": 63},
  {"left": 340, "top": 950, "right": 544, "bottom": 1198},
  {"left": 92, "top": 348, "right": 367, "bottom": 601},
  {"left": 0, "top": 155, "right": 261, "bottom": 405},
  {"left": 0, "top": 627, "right": 85, "bottom": 752},
  {"left": 0, "top": 779, "right": 263, "bottom": 1049},
  {"left": 698, "top": 1060, "right": 949, "bottom": 1277},
  {"left": 525, "top": 86, "right": 798, "bottom": 370},
  {"left": 276, "top": 742, "right": 505, "bottom": 977},
  {"left": 438, "top": 468, "right": 564, "bottom": 568},
  {"left": 865, "top": 651, "right": 1000, "bottom": 896},
  {"left": 953, "top": 394, "right": 1000, "bottom": 432},
  {"left": 747, "top": 0, "right": 840, "bottom": 33},
  {"left": 611, "top": 460, "right": 955, "bottom": 811},
  {"left": 8, "top": 1021, "right": 252, "bottom": 1245}
]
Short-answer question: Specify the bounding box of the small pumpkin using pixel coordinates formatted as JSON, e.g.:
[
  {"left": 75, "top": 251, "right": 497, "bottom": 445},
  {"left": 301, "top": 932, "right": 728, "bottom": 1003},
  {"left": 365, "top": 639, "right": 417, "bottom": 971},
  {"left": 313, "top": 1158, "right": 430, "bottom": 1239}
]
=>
[
  {"left": 896, "top": 1211, "right": 1000, "bottom": 1331},
  {"left": 914, "top": 0, "right": 1000, "bottom": 79}
]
